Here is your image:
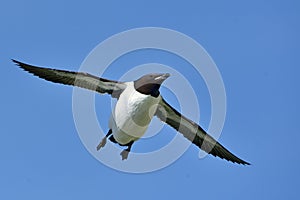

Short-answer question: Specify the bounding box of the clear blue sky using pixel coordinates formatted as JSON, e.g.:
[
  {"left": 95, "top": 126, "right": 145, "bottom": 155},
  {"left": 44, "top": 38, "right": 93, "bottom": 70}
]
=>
[{"left": 1, "top": 0, "right": 299, "bottom": 199}]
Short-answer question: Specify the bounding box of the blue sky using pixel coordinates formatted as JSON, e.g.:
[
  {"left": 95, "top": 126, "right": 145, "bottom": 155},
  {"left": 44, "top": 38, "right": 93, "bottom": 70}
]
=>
[{"left": 1, "top": 0, "right": 299, "bottom": 199}]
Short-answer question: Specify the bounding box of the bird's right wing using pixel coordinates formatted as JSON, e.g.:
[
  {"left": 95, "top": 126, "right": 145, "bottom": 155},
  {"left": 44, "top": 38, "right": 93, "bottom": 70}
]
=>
[
  {"left": 13, "top": 59, "right": 126, "bottom": 98},
  {"left": 155, "top": 97, "right": 250, "bottom": 165}
]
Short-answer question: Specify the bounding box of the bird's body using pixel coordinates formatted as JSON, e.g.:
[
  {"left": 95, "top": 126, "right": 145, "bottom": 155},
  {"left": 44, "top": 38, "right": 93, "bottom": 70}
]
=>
[
  {"left": 109, "top": 81, "right": 161, "bottom": 145},
  {"left": 13, "top": 59, "right": 250, "bottom": 165}
]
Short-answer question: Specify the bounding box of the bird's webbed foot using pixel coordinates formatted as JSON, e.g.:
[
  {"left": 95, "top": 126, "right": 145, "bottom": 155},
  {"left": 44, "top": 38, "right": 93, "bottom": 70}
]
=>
[
  {"left": 96, "top": 129, "right": 112, "bottom": 151},
  {"left": 120, "top": 141, "right": 134, "bottom": 160}
]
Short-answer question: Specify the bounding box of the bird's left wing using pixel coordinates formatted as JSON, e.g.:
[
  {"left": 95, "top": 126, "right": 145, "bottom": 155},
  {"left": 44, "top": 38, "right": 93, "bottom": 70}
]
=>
[
  {"left": 13, "top": 59, "right": 126, "bottom": 98},
  {"left": 155, "top": 97, "right": 250, "bottom": 165}
]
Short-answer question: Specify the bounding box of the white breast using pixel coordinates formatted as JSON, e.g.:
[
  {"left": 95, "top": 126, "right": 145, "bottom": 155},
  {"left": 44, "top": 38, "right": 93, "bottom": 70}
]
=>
[{"left": 109, "top": 82, "right": 161, "bottom": 145}]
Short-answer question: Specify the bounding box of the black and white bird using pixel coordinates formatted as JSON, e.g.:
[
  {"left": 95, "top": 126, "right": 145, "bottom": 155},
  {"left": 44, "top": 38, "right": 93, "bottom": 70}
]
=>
[{"left": 13, "top": 59, "right": 250, "bottom": 165}]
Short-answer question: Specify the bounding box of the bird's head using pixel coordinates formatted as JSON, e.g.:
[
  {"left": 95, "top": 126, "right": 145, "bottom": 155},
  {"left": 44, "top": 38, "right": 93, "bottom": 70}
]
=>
[{"left": 134, "top": 73, "right": 170, "bottom": 97}]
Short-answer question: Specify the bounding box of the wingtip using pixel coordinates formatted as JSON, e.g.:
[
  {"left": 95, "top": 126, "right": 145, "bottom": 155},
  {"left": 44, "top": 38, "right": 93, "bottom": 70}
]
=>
[
  {"left": 218, "top": 155, "right": 250, "bottom": 166},
  {"left": 240, "top": 161, "right": 251, "bottom": 166},
  {"left": 234, "top": 159, "right": 251, "bottom": 166},
  {"left": 12, "top": 59, "right": 23, "bottom": 66},
  {"left": 12, "top": 59, "right": 33, "bottom": 72}
]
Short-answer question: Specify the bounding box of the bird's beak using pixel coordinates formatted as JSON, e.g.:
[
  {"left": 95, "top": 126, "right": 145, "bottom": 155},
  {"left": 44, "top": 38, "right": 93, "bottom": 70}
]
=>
[{"left": 154, "top": 73, "right": 170, "bottom": 81}]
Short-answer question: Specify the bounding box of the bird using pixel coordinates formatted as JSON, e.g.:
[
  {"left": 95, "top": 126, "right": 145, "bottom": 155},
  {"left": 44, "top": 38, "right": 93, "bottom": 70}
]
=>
[{"left": 13, "top": 59, "right": 250, "bottom": 165}]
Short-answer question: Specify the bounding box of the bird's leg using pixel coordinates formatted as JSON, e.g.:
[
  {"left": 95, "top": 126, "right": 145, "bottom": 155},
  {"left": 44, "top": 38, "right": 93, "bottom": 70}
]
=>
[
  {"left": 120, "top": 141, "right": 134, "bottom": 160},
  {"left": 96, "top": 129, "right": 112, "bottom": 151}
]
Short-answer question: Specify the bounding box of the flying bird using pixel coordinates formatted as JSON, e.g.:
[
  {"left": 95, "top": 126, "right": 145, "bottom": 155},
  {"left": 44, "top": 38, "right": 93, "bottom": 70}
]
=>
[{"left": 13, "top": 59, "right": 250, "bottom": 165}]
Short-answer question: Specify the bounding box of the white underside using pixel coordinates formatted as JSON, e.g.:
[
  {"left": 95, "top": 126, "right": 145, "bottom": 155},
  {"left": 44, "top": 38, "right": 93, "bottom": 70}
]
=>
[{"left": 109, "top": 82, "right": 161, "bottom": 145}]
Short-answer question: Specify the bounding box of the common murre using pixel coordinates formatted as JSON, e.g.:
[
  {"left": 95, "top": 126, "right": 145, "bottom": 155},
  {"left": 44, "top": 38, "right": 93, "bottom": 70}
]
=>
[{"left": 13, "top": 59, "right": 250, "bottom": 165}]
